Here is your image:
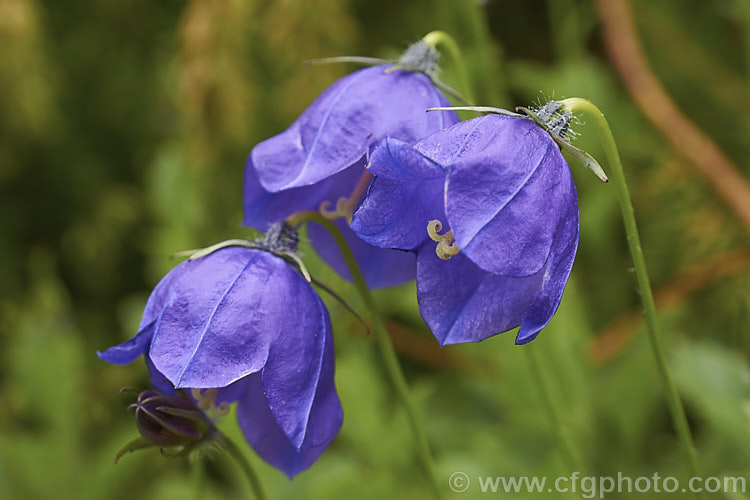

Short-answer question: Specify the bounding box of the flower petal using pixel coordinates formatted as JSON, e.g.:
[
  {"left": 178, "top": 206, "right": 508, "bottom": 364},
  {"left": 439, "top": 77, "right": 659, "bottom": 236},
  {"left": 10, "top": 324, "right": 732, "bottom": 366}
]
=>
[
  {"left": 415, "top": 164, "right": 579, "bottom": 346},
  {"left": 98, "top": 259, "right": 185, "bottom": 365},
  {"left": 243, "top": 155, "right": 365, "bottom": 231},
  {"left": 516, "top": 183, "right": 579, "bottom": 344},
  {"left": 351, "top": 138, "right": 446, "bottom": 251},
  {"left": 251, "top": 65, "right": 457, "bottom": 192},
  {"left": 307, "top": 218, "right": 416, "bottom": 288},
  {"left": 260, "top": 290, "right": 336, "bottom": 449},
  {"left": 244, "top": 153, "right": 415, "bottom": 288},
  {"left": 366, "top": 138, "right": 446, "bottom": 181},
  {"left": 444, "top": 115, "right": 568, "bottom": 277},
  {"left": 145, "top": 356, "right": 177, "bottom": 396},
  {"left": 139, "top": 259, "right": 185, "bottom": 330},
  {"left": 235, "top": 346, "right": 342, "bottom": 478},
  {"left": 416, "top": 247, "right": 545, "bottom": 346},
  {"left": 97, "top": 324, "right": 154, "bottom": 365},
  {"left": 216, "top": 378, "right": 247, "bottom": 404},
  {"left": 148, "top": 248, "right": 303, "bottom": 389}
]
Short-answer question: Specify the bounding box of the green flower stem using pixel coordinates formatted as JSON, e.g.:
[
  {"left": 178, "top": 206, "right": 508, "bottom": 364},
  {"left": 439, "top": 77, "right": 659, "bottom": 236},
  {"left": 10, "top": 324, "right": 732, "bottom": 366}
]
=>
[
  {"left": 191, "top": 457, "right": 206, "bottom": 500},
  {"left": 422, "top": 30, "right": 475, "bottom": 104},
  {"left": 526, "top": 347, "right": 584, "bottom": 472},
  {"left": 286, "top": 211, "right": 443, "bottom": 500},
  {"left": 561, "top": 98, "right": 703, "bottom": 488},
  {"left": 220, "top": 432, "right": 267, "bottom": 500}
]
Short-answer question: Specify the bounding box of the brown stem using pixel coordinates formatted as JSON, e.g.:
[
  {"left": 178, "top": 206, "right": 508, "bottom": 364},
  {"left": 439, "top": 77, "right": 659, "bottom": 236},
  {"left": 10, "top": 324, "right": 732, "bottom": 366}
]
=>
[
  {"left": 594, "top": 0, "right": 750, "bottom": 233},
  {"left": 348, "top": 170, "right": 372, "bottom": 208},
  {"left": 592, "top": 246, "right": 750, "bottom": 364}
]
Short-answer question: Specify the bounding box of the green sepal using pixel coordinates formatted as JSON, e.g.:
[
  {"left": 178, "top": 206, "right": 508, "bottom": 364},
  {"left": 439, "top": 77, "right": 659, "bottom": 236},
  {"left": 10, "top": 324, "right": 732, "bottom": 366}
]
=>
[
  {"left": 426, "top": 105, "right": 523, "bottom": 117},
  {"left": 172, "top": 239, "right": 313, "bottom": 283},
  {"left": 114, "top": 436, "right": 156, "bottom": 464},
  {"left": 302, "top": 56, "right": 390, "bottom": 67},
  {"left": 517, "top": 106, "right": 609, "bottom": 183}
]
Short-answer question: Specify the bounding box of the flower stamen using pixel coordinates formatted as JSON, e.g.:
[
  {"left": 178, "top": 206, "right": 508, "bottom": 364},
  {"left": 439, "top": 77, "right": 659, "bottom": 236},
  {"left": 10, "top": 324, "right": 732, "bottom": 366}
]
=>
[
  {"left": 319, "top": 171, "right": 373, "bottom": 224},
  {"left": 191, "top": 388, "right": 231, "bottom": 419},
  {"left": 427, "top": 219, "right": 460, "bottom": 260},
  {"left": 319, "top": 197, "right": 351, "bottom": 221}
]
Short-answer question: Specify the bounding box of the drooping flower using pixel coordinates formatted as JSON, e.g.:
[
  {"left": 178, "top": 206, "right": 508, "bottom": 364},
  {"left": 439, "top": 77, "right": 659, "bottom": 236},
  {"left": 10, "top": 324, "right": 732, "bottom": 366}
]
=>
[
  {"left": 243, "top": 40, "right": 459, "bottom": 288},
  {"left": 351, "top": 109, "right": 580, "bottom": 345},
  {"left": 98, "top": 231, "right": 342, "bottom": 477}
]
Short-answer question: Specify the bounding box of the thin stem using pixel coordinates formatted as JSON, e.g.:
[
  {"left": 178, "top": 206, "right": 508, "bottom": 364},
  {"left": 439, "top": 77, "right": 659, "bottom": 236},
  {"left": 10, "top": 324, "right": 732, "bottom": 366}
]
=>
[
  {"left": 422, "top": 30, "right": 475, "bottom": 104},
  {"left": 286, "top": 210, "right": 443, "bottom": 500},
  {"left": 561, "top": 98, "right": 704, "bottom": 489},
  {"left": 220, "top": 432, "right": 267, "bottom": 500},
  {"left": 191, "top": 456, "right": 205, "bottom": 500},
  {"left": 348, "top": 171, "right": 373, "bottom": 207},
  {"left": 526, "top": 347, "right": 584, "bottom": 472}
]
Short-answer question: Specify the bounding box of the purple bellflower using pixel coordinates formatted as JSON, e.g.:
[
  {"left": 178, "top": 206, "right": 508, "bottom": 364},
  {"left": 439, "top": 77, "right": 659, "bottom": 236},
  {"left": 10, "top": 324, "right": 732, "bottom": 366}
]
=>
[
  {"left": 243, "top": 41, "right": 459, "bottom": 288},
  {"left": 98, "top": 227, "right": 342, "bottom": 478},
  {"left": 351, "top": 108, "right": 581, "bottom": 345}
]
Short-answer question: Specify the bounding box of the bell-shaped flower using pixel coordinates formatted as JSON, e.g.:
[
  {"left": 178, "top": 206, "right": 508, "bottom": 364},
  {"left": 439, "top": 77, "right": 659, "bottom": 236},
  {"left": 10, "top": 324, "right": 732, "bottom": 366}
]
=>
[
  {"left": 351, "top": 112, "right": 580, "bottom": 345},
  {"left": 98, "top": 241, "right": 342, "bottom": 477},
  {"left": 243, "top": 40, "right": 459, "bottom": 288}
]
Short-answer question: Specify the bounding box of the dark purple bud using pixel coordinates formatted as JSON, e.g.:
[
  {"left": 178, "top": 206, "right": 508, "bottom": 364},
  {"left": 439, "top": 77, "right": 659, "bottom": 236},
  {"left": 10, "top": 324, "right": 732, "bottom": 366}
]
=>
[{"left": 128, "top": 390, "right": 212, "bottom": 448}]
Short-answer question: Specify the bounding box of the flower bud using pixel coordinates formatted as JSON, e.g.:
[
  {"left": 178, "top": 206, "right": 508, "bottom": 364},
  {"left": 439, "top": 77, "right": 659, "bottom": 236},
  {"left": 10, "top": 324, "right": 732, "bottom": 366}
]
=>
[{"left": 128, "top": 390, "right": 212, "bottom": 448}]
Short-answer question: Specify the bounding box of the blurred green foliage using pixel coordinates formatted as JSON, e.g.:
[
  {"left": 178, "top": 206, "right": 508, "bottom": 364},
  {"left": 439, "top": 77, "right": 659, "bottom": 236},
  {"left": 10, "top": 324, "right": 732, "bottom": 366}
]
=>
[{"left": 1, "top": 0, "right": 749, "bottom": 498}]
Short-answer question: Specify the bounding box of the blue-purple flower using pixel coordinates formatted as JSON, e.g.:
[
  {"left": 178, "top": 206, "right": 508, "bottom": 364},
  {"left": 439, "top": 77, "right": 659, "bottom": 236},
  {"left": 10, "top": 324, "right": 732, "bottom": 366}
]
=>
[
  {"left": 98, "top": 243, "right": 342, "bottom": 477},
  {"left": 243, "top": 41, "right": 459, "bottom": 288},
  {"left": 351, "top": 113, "right": 579, "bottom": 345}
]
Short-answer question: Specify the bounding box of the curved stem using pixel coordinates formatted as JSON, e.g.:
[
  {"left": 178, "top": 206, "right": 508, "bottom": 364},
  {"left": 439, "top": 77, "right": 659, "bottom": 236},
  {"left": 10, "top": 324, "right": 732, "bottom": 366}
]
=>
[
  {"left": 561, "top": 98, "right": 703, "bottom": 489},
  {"left": 594, "top": 0, "right": 750, "bottom": 233},
  {"left": 286, "top": 210, "right": 443, "bottom": 500},
  {"left": 526, "top": 347, "right": 584, "bottom": 472},
  {"left": 220, "top": 432, "right": 267, "bottom": 500},
  {"left": 422, "top": 30, "right": 475, "bottom": 104}
]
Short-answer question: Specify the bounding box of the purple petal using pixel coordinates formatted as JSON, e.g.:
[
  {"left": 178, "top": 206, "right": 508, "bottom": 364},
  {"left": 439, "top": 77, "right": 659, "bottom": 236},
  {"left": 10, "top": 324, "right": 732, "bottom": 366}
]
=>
[
  {"left": 243, "top": 156, "right": 365, "bottom": 231},
  {"left": 244, "top": 153, "right": 415, "bottom": 288},
  {"left": 98, "top": 259, "right": 185, "bottom": 365},
  {"left": 366, "top": 138, "right": 446, "bottom": 181},
  {"left": 443, "top": 115, "right": 569, "bottom": 277},
  {"left": 307, "top": 218, "right": 416, "bottom": 289},
  {"left": 416, "top": 247, "right": 544, "bottom": 346},
  {"left": 516, "top": 184, "right": 579, "bottom": 344},
  {"left": 139, "top": 260, "right": 185, "bottom": 331},
  {"left": 416, "top": 168, "right": 579, "bottom": 346},
  {"left": 251, "top": 65, "right": 457, "bottom": 192},
  {"left": 97, "top": 324, "right": 154, "bottom": 365},
  {"left": 97, "top": 322, "right": 178, "bottom": 395},
  {"left": 411, "top": 115, "right": 501, "bottom": 163},
  {"left": 261, "top": 292, "right": 335, "bottom": 449},
  {"left": 148, "top": 248, "right": 304, "bottom": 389},
  {"left": 216, "top": 378, "right": 247, "bottom": 404},
  {"left": 145, "top": 356, "right": 177, "bottom": 395},
  {"left": 235, "top": 354, "right": 342, "bottom": 478},
  {"left": 351, "top": 138, "right": 446, "bottom": 251}
]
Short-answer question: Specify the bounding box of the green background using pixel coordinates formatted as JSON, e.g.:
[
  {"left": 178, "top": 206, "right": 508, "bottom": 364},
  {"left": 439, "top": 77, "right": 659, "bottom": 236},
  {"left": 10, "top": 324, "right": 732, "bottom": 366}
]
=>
[{"left": 1, "top": 0, "right": 749, "bottom": 498}]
